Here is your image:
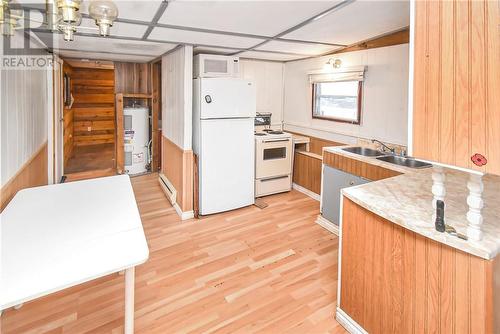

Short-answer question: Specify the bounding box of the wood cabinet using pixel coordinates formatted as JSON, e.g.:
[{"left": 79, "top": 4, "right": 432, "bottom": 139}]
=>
[
  {"left": 339, "top": 197, "right": 499, "bottom": 333},
  {"left": 323, "top": 150, "right": 401, "bottom": 181},
  {"left": 412, "top": 0, "right": 500, "bottom": 175}
]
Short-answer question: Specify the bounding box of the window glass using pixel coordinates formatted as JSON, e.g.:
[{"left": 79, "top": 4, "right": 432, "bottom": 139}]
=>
[{"left": 312, "top": 81, "right": 361, "bottom": 123}]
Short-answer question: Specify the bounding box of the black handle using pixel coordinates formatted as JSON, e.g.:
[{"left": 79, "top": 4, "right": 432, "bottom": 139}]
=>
[
  {"left": 205, "top": 95, "right": 212, "bottom": 103},
  {"left": 435, "top": 200, "right": 445, "bottom": 232}
]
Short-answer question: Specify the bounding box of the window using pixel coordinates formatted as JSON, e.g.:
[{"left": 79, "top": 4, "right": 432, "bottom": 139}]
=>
[{"left": 312, "top": 80, "right": 362, "bottom": 124}]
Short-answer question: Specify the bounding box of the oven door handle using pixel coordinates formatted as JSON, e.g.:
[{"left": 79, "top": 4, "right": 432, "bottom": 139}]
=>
[{"left": 262, "top": 139, "right": 291, "bottom": 143}]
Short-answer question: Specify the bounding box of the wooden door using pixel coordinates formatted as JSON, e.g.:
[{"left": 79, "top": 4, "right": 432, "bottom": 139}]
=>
[{"left": 412, "top": 0, "right": 500, "bottom": 175}]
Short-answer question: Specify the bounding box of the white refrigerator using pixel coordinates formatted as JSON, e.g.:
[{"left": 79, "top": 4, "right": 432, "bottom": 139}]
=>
[{"left": 193, "top": 77, "right": 256, "bottom": 215}]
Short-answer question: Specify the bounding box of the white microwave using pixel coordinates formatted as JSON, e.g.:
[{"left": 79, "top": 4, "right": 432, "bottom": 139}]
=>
[{"left": 193, "top": 54, "right": 240, "bottom": 78}]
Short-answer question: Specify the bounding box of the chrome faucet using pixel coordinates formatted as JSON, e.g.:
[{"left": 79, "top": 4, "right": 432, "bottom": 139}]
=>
[{"left": 371, "top": 139, "right": 396, "bottom": 154}]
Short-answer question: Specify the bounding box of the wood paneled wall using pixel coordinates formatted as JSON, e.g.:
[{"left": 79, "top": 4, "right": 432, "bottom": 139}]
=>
[
  {"left": 72, "top": 68, "right": 115, "bottom": 147},
  {"left": 323, "top": 150, "right": 401, "bottom": 181},
  {"left": 152, "top": 61, "right": 161, "bottom": 172},
  {"left": 115, "top": 62, "right": 151, "bottom": 95},
  {"left": 63, "top": 63, "right": 74, "bottom": 165},
  {"left": 0, "top": 143, "right": 48, "bottom": 211},
  {"left": 413, "top": 0, "right": 500, "bottom": 175},
  {"left": 161, "top": 136, "right": 193, "bottom": 212},
  {"left": 340, "top": 197, "right": 498, "bottom": 334}
]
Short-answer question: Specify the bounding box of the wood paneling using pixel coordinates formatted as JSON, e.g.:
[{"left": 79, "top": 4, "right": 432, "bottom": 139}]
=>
[
  {"left": 63, "top": 63, "right": 74, "bottom": 165},
  {"left": 115, "top": 94, "right": 124, "bottom": 174},
  {"left": 65, "top": 144, "right": 115, "bottom": 175},
  {"left": 340, "top": 197, "right": 498, "bottom": 333},
  {"left": 161, "top": 136, "right": 193, "bottom": 212},
  {"left": 64, "top": 58, "right": 114, "bottom": 70},
  {"left": 0, "top": 143, "right": 48, "bottom": 211},
  {"left": 152, "top": 61, "right": 161, "bottom": 172},
  {"left": 0, "top": 174, "right": 345, "bottom": 334},
  {"left": 412, "top": 0, "right": 500, "bottom": 175},
  {"left": 71, "top": 67, "right": 115, "bottom": 147},
  {"left": 114, "top": 62, "right": 151, "bottom": 95},
  {"left": 293, "top": 151, "right": 322, "bottom": 194},
  {"left": 323, "top": 151, "right": 401, "bottom": 181}
]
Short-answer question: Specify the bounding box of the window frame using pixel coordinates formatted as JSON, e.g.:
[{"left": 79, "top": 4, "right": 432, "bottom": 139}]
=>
[{"left": 311, "top": 80, "right": 363, "bottom": 125}]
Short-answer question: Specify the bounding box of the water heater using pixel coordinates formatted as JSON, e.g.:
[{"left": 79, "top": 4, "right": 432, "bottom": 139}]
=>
[{"left": 123, "top": 106, "right": 149, "bottom": 175}]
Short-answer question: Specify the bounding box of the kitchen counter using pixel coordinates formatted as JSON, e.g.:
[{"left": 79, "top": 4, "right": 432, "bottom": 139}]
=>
[{"left": 324, "top": 146, "right": 500, "bottom": 260}]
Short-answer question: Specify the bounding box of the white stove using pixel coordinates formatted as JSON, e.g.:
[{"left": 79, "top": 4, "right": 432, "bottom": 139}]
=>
[{"left": 254, "top": 129, "right": 293, "bottom": 197}]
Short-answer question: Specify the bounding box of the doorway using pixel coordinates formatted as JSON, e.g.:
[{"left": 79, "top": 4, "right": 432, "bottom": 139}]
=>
[{"left": 61, "top": 59, "right": 117, "bottom": 180}]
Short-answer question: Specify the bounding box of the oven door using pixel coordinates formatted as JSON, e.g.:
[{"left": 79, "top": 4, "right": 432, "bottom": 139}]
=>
[{"left": 256, "top": 138, "right": 293, "bottom": 179}]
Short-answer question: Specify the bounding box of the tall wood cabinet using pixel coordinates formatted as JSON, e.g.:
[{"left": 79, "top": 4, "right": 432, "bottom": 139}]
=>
[{"left": 412, "top": 0, "right": 500, "bottom": 175}]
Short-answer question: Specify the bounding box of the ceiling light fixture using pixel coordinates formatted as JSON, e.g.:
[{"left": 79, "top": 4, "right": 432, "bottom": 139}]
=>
[
  {"left": 59, "top": 11, "right": 81, "bottom": 41},
  {"left": 326, "top": 58, "right": 342, "bottom": 69},
  {"left": 88, "top": 0, "right": 118, "bottom": 36}
]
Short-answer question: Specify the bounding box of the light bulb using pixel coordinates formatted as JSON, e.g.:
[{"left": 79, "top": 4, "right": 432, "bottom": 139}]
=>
[{"left": 88, "top": 0, "right": 118, "bottom": 36}]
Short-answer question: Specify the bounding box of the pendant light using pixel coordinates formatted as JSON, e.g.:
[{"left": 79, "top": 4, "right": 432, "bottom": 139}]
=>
[
  {"left": 59, "top": 11, "right": 81, "bottom": 41},
  {"left": 88, "top": 0, "right": 118, "bottom": 36}
]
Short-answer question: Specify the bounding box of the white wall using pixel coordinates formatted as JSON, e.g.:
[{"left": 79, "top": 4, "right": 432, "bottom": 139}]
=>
[
  {"left": 240, "top": 59, "right": 284, "bottom": 126},
  {"left": 162, "top": 45, "right": 193, "bottom": 150},
  {"left": 283, "top": 44, "right": 409, "bottom": 145},
  {"left": 0, "top": 51, "right": 49, "bottom": 186}
]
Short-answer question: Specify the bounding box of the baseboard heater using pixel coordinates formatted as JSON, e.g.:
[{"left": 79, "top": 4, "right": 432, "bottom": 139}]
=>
[{"left": 158, "top": 173, "right": 177, "bottom": 205}]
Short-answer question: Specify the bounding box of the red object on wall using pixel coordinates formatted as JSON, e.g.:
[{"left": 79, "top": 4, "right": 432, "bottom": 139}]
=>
[{"left": 471, "top": 153, "right": 487, "bottom": 167}]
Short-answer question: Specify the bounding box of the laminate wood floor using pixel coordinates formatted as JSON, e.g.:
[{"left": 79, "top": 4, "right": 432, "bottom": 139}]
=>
[{"left": 1, "top": 173, "right": 344, "bottom": 334}]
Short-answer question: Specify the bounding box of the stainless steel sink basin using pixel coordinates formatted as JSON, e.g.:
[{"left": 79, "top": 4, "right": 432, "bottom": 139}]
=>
[
  {"left": 376, "top": 155, "right": 432, "bottom": 169},
  {"left": 342, "top": 147, "right": 385, "bottom": 157}
]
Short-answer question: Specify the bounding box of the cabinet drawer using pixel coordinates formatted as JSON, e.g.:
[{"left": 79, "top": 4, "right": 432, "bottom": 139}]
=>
[{"left": 255, "top": 175, "right": 291, "bottom": 197}]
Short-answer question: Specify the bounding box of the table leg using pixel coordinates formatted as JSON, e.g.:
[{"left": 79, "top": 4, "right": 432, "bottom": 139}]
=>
[{"left": 124, "top": 267, "right": 135, "bottom": 334}]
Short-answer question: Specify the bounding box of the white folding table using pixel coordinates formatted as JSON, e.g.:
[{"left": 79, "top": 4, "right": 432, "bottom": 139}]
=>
[{"left": 0, "top": 175, "right": 149, "bottom": 333}]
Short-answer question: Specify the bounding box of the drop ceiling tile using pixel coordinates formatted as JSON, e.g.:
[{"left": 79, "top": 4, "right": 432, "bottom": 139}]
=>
[
  {"left": 57, "top": 50, "right": 154, "bottom": 63},
  {"left": 256, "top": 40, "right": 342, "bottom": 56},
  {"left": 35, "top": 32, "right": 177, "bottom": 56},
  {"left": 148, "top": 27, "right": 264, "bottom": 49},
  {"left": 194, "top": 46, "right": 240, "bottom": 56},
  {"left": 80, "top": 1, "right": 162, "bottom": 23},
  {"left": 237, "top": 51, "right": 306, "bottom": 62},
  {"left": 158, "top": 1, "right": 340, "bottom": 36},
  {"left": 80, "top": 18, "right": 148, "bottom": 38},
  {"left": 283, "top": 0, "right": 410, "bottom": 45}
]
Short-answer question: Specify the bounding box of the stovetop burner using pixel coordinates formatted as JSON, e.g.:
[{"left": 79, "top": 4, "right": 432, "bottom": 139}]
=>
[
  {"left": 268, "top": 131, "right": 284, "bottom": 135},
  {"left": 254, "top": 132, "right": 267, "bottom": 136},
  {"left": 262, "top": 129, "right": 273, "bottom": 132}
]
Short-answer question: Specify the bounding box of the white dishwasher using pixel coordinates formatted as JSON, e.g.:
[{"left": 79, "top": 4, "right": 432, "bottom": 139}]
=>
[{"left": 320, "top": 165, "right": 370, "bottom": 226}]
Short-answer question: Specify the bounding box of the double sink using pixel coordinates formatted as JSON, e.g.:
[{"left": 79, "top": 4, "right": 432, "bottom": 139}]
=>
[{"left": 342, "top": 147, "right": 432, "bottom": 169}]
